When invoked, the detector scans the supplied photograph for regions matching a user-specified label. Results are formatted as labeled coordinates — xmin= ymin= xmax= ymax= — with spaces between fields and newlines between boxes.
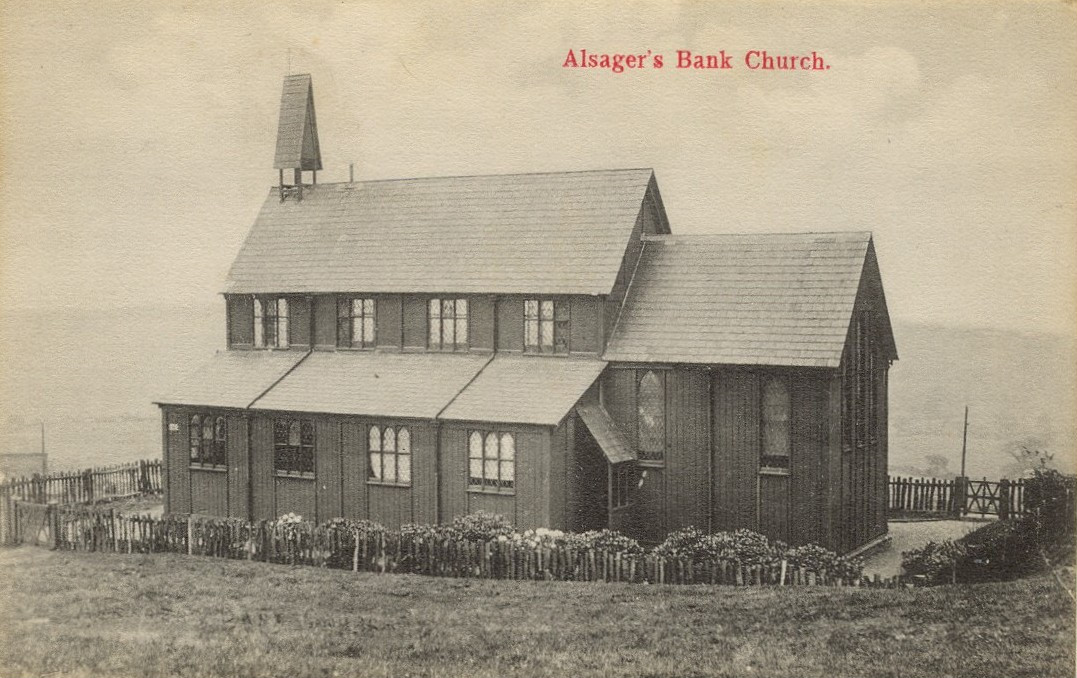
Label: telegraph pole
xmin=960 ymin=406 xmax=969 ymax=478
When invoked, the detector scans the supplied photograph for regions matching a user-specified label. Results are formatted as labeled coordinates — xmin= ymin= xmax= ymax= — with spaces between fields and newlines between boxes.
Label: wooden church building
xmin=158 ymin=75 xmax=898 ymax=554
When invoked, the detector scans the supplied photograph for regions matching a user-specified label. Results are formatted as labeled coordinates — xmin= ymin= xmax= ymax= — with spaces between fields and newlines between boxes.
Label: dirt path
xmin=862 ymin=520 xmax=986 ymax=577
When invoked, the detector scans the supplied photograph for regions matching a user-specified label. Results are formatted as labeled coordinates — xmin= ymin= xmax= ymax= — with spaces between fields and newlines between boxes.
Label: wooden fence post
xmin=998 ymin=479 xmax=1011 ymax=520
xmin=952 ymin=476 xmax=967 ymax=517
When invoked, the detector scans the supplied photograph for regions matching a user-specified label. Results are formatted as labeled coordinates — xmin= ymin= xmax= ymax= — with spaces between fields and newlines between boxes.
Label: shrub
xmin=1023 ymin=468 xmax=1076 ymax=547
xmin=652 ymin=527 xmax=710 ymax=559
xmin=565 ymin=529 xmax=644 ymax=556
xmin=786 ymin=544 xmax=839 ymax=573
xmin=901 ymin=539 xmax=967 ymax=585
xmin=653 ymin=528 xmax=784 ymax=567
xmin=450 ymin=511 xmax=515 ymax=542
xmin=956 ymin=519 xmax=1041 ymax=582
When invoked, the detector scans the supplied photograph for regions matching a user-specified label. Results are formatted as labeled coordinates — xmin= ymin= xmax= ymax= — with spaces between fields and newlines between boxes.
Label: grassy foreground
xmin=0 ymin=547 xmax=1073 ymax=678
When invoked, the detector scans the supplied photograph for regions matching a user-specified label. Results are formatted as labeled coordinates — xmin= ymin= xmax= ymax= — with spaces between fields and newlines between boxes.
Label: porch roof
xmin=574 ymin=401 xmax=637 ymax=465
xmin=439 ymin=356 xmax=606 ymax=426
xmin=247 ymin=351 xmax=490 ymax=419
xmin=155 ymin=350 xmax=307 ymax=409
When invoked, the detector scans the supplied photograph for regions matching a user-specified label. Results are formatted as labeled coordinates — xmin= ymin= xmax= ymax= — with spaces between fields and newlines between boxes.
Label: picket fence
xmin=12 ymin=501 xmax=911 ymax=589
xmin=887 ymin=475 xmax=1026 ymax=518
xmin=0 ymin=459 xmax=162 ymax=544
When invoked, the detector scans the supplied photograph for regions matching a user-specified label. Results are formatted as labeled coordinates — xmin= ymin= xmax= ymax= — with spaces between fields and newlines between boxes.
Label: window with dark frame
xmin=189 ymin=414 xmax=227 ymax=467
xmin=367 ymin=425 xmax=411 ymax=485
xmin=637 ymin=370 xmax=665 ymax=460
xmin=611 ymin=464 xmax=636 ymax=509
xmin=468 ymin=430 xmax=515 ymax=491
xmin=524 ymin=299 xmax=570 ymax=353
xmin=273 ymin=419 xmax=314 ymax=475
xmin=254 ymin=296 xmax=290 ymax=349
xmin=428 ymin=298 xmax=468 ymax=351
xmin=761 ymin=376 xmax=791 ymax=468
xmin=337 ymin=297 xmax=376 ymax=348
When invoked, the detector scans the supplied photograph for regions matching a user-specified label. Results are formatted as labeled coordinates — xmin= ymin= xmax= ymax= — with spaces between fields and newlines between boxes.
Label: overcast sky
xmin=1 ymin=0 xmax=1074 ymax=335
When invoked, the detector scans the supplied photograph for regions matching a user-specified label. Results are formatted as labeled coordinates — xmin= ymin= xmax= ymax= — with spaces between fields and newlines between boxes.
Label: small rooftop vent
xmin=274 ymin=74 xmax=322 ymax=201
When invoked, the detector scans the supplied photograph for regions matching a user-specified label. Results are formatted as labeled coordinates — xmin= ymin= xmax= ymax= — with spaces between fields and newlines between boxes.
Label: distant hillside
xmin=1 ymin=306 xmax=1073 ymax=478
xmin=888 ymin=321 xmax=1076 ymax=479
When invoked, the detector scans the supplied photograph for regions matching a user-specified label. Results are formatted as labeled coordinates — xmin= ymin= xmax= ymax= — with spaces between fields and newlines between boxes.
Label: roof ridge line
xmin=434 ymin=353 xmax=497 ymax=421
xmin=246 ymin=349 xmax=313 ymax=410
xmin=643 ymin=231 xmax=873 ymax=241
xmin=267 ymin=167 xmax=655 ymax=190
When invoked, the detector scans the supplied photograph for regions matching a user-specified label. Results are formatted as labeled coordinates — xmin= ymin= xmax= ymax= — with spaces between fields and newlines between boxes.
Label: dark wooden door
xmin=757 ymin=472 xmax=790 ymax=543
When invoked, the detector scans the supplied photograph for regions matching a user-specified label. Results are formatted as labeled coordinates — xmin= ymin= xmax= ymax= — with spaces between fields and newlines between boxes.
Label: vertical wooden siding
xmin=275 ymin=476 xmax=316 ymax=519
xmin=757 ymin=474 xmax=789 ymax=543
xmin=227 ymin=416 xmax=250 ymax=519
xmin=402 ymin=296 xmax=427 ymax=349
xmin=165 ymin=408 xmax=191 ymax=514
xmin=548 ymin=418 xmax=569 ymax=531
xmin=569 ymin=296 xmax=602 ymax=355
xmin=313 ymin=295 xmax=336 ymax=349
xmin=340 ymin=420 xmax=367 ymax=520
xmin=470 ymin=295 xmax=495 ymax=351
xmin=789 ymin=374 xmax=828 ymax=546
xmin=250 ymin=416 xmax=276 ymax=520
xmin=495 ymin=296 xmax=523 ymax=352
xmin=711 ymin=370 xmax=760 ymax=532
xmin=315 ymin=420 xmax=341 ymax=522
xmin=190 ymin=469 xmax=228 ymax=516
xmin=664 ymin=368 xmax=709 ymax=532
xmin=376 ymin=295 xmax=403 ymax=350
xmin=226 ymin=295 xmax=254 ymax=348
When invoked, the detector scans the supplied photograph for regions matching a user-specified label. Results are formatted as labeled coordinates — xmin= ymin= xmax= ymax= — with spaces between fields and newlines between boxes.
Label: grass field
xmin=0 ymin=547 xmax=1072 ymax=678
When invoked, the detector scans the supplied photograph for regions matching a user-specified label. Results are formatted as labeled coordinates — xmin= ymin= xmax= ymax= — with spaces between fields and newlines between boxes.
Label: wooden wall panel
xmin=632 ymin=467 xmax=664 ymax=544
xmin=227 ymin=416 xmax=249 ymax=519
xmin=227 ymin=295 xmax=253 ymax=348
xmin=289 ymin=296 xmax=311 ymax=348
xmin=411 ymin=423 xmax=438 ymax=524
xmin=439 ymin=427 xmax=469 ymax=523
xmin=313 ymin=295 xmax=337 ymax=349
xmin=250 ymin=416 xmax=276 ymax=520
xmin=569 ymin=296 xmax=602 ymax=355
xmin=470 ymin=295 xmax=495 ymax=352
xmin=824 ymin=376 xmax=843 ymax=552
xmin=665 ymin=369 xmax=709 ymax=532
xmin=496 ymin=296 xmax=523 ymax=352
xmin=758 ymin=474 xmax=789 ymax=543
xmin=789 ymin=374 xmax=827 ymax=546
xmin=368 ymin=486 xmax=412 ymax=528
xmin=402 ymin=295 xmax=427 ymax=349
xmin=512 ymin=430 xmax=547 ymax=529
xmin=548 ymin=418 xmax=568 ymax=531
xmin=711 ymin=370 xmax=759 ymax=532
xmin=340 ymin=420 xmax=367 ymax=521
xmin=190 ymin=469 xmax=228 ymax=516
xmin=165 ymin=408 xmax=191 ymax=514
xmin=315 ymin=420 xmax=342 ymax=522
xmin=602 ymin=368 xmax=637 ymax=440
xmin=275 ymin=477 xmax=316 ymax=519
xmin=376 ymin=295 xmax=403 ymax=349
xmin=875 ymin=368 xmax=889 ymax=538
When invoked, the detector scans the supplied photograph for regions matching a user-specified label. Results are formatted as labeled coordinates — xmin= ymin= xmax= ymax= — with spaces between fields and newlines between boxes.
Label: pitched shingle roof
xmin=225 ymin=169 xmax=656 ymax=295
xmin=249 ymin=352 xmax=489 ymax=419
xmin=274 ymin=74 xmax=321 ymax=171
xmin=439 ymin=356 xmax=605 ymax=426
xmin=156 ymin=351 xmax=307 ymax=409
xmin=603 ymin=232 xmax=877 ymax=368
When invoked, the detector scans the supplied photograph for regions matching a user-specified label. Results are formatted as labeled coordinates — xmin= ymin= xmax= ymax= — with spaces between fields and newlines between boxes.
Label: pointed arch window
xmin=368 ymin=425 xmax=411 ymax=485
xmin=761 ymin=377 xmax=791 ymax=468
xmin=637 ymin=370 xmax=665 ymax=460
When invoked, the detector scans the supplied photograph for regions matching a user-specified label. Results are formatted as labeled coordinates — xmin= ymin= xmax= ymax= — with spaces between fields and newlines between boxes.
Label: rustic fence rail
xmin=887 ymin=475 xmax=1026 ymax=518
xmin=10 ymin=501 xmax=911 ymax=589
xmin=0 ymin=459 xmax=162 ymax=544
